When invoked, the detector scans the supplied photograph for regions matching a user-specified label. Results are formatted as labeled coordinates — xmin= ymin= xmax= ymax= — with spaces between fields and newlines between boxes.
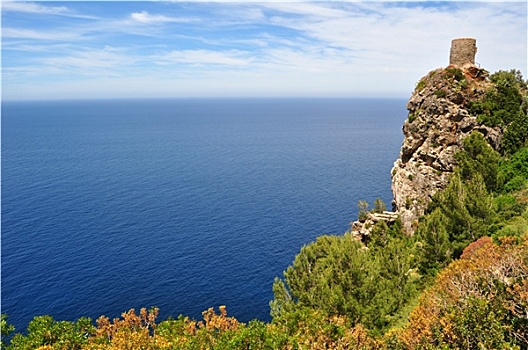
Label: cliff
xmin=391 ymin=65 xmax=501 ymax=234
xmin=351 ymin=38 xmax=502 ymax=239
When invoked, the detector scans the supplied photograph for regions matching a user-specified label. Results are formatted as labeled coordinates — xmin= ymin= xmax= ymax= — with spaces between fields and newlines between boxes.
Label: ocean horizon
xmin=2 ymin=97 xmax=407 ymax=331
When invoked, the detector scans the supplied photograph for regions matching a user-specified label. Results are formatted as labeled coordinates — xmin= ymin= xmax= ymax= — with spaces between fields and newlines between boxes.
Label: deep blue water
xmin=2 ymin=98 xmax=406 ymax=331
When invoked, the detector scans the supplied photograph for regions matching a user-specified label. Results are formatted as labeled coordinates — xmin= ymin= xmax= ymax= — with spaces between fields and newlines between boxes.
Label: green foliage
xmin=407 ymin=112 xmax=417 ymax=123
xmin=490 ymin=68 xmax=527 ymax=89
xmin=357 ymin=200 xmax=369 ymax=221
xmin=415 ymin=79 xmax=426 ymax=92
xmin=492 ymin=210 xmax=528 ymax=242
xmin=455 ymin=131 xmax=501 ymax=192
xmin=1 ymin=314 xmax=15 ymax=348
xmin=269 ymin=278 xmax=292 ymax=319
xmin=441 ymin=296 xmax=509 ymax=349
xmin=392 ymin=235 xmax=528 ymax=349
xmin=427 ymin=171 xmax=494 ymax=258
xmin=445 ymin=67 xmax=465 ymax=82
xmin=271 ymin=231 xmax=420 ymax=333
xmin=468 ymin=69 xmax=528 ymax=155
xmin=498 ymin=147 xmax=528 ymax=192
xmin=418 ymin=131 xmax=518 ymax=266
xmin=373 ymin=197 xmax=387 ymax=213
xmin=7 ymin=315 xmax=93 ymax=350
xmin=491 ymin=194 xmax=527 ymax=230
xmin=502 ymin=97 xmax=528 ymax=156
xmin=434 ymin=89 xmax=447 ymax=98
xmin=416 ymin=208 xmax=451 ymax=275
xmin=267 ymin=307 xmax=379 ymax=349
xmin=470 ymin=70 xmax=524 ymax=127
xmin=274 ymin=235 xmax=367 ymax=320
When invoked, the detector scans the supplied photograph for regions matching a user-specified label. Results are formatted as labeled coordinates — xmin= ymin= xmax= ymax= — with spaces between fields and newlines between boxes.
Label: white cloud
xmin=43 ymin=47 xmax=132 ymax=70
xmin=263 ymin=2 xmax=349 ymax=19
xmin=254 ymin=2 xmax=526 ymax=74
xmin=2 ymin=2 xmax=71 ymax=15
xmin=129 ymin=11 xmax=194 ymax=24
xmin=2 ymin=27 xmax=82 ymax=41
xmin=159 ymin=49 xmax=252 ymax=66
xmin=1 ymin=1 xmax=98 ymax=19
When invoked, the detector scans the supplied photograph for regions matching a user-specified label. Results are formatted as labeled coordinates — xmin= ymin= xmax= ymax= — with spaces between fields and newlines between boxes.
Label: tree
xmin=498 ymin=147 xmax=528 ymax=193
xmin=456 ymin=131 xmax=501 ymax=192
xmin=469 ymin=69 xmax=528 ymax=155
xmin=1 ymin=314 xmax=15 ymax=348
xmin=357 ymin=200 xmax=369 ymax=221
xmin=373 ymin=198 xmax=387 ymax=213
xmin=271 ymin=233 xmax=420 ymax=333
xmin=7 ymin=315 xmax=93 ymax=350
xmin=416 ymin=208 xmax=451 ymax=275
xmin=428 ymin=171 xmax=494 ymax=258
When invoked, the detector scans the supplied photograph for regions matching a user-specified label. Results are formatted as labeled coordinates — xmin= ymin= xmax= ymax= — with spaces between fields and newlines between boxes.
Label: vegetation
xmin=387 ymin=235 xmax=528 ymax=349
xmin=270 ymin=226 xmax=419 ymax=334
xmin=468 ymin=69 xmax=528 ymax=155
xmin=3 ymin=69 xmax=528 ymax=349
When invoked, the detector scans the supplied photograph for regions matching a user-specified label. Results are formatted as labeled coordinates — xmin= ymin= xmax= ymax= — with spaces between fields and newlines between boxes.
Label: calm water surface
xmin=2 ymin=98 xmax=406 ymax=330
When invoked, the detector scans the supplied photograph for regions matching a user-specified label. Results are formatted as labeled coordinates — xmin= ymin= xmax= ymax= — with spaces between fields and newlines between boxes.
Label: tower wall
xmin=449 ymin=38 xmax=477 ymax=67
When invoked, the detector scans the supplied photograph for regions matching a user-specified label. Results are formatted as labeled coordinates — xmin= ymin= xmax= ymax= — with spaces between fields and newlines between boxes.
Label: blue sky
xmin=2 ymin=1 xmax=527 ymax=100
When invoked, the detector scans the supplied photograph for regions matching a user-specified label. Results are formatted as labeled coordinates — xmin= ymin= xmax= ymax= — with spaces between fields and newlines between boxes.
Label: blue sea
xmin=2 ymin=98 xmax=406 ymax=331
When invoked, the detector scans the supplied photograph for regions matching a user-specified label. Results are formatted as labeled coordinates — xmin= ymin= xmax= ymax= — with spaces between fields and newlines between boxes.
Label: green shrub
xmin=468 ymin=70 xmax=527 ymax=155
xmin=445 ymin=67 xmax=465 ymax=82
xmin=415 ymin=80 xmax=426 ymax=92
xmin=271 ymin=232 xmax=420 ymax=333
xmin=434 ymin=89 xmax=447 ymax=98
xmin=498 ymin=147 xmax=528 ymax=192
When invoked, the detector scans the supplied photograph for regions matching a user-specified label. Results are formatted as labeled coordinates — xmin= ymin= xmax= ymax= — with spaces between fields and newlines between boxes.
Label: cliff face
xmin=391 ymin=65 xmax=501 ymax=234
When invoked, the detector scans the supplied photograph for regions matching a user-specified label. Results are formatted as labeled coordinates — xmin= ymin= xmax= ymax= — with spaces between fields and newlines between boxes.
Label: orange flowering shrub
xmin=85 ymin=307 xmax=164 ymax=350
xmin=391 ymin=235 xmax=528 ymax=349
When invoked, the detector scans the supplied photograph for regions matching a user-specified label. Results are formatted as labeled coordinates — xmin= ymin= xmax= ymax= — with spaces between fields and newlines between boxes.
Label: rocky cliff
xmin=391 ymin=65 xmax=501 ymax=234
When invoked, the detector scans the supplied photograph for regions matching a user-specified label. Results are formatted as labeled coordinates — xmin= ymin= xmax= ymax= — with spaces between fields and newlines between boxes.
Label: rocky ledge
xmin=351 ymin=211 xmax=399 ymax=243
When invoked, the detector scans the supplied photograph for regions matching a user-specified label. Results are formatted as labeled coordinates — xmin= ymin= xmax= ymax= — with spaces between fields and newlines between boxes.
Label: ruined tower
xmin=449 ymin=38 xmax=477 ymax=67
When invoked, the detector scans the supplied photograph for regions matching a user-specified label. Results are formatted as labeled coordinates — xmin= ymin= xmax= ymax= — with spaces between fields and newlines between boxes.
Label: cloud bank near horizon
xmin=2 ymin=1 xmax=526 ymax=100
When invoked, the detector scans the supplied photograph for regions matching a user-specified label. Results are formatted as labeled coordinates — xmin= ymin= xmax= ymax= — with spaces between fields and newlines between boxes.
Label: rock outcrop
xmin=391 ymin=65 xmax=500 ymax=234
xmin=351 ymin=211 xmax=399 ymax=243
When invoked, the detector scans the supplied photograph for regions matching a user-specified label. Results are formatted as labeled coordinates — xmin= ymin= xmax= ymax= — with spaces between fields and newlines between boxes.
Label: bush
xmin=445 ymin=67 xmax=465 ymax=82
xmin=390 ymin=235 xmax=528 ymax=349
xmin=7 ymin=316 xmax=93 ymax=350
xmin=271 ymin=232 xmax=420 ymax=333
xmin=469 ymin=70 xmax=527 ymax=155
xmin=455 ymin=131 xmax=501 ymax=192
xmin=434 ymin=89 xmax=447 ymax=98
xmin=498 ymin=147 xmax=528 ymax=192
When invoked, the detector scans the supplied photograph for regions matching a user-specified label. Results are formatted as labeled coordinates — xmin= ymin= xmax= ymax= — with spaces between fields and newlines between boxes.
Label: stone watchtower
xmin=449 ymin=38 xmax=477 ymax=67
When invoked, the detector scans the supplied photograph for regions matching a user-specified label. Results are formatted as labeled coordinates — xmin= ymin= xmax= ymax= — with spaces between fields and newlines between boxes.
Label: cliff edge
xmin=391 ymin=38 xmax=503 ymax=234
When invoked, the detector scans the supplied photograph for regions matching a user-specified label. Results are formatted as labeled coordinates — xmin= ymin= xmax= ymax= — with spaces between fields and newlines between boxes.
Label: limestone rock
xmin=391 ymin=65 xmax=498 ymax=234
xmin=351 ymin=211 xmax=399 ymax=242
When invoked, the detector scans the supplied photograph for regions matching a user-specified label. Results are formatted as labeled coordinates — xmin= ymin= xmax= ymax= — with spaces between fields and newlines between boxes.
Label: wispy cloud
xmin=2 ymin=1 xmax=99 ymax=19
xmin=43 ymin=47 xmax=134 ymax=71
xmin=263 ymin=2 xmax=350 ymax=19
xmin=129 ymin=11 xmax=196 ymax=24
xmin=158 ymin=49 xmax=252 ymax=66
xmin=2 ymin=27 xmax=83 ymax=41
xmin=2 ymin=2 xmax=72 ymax=15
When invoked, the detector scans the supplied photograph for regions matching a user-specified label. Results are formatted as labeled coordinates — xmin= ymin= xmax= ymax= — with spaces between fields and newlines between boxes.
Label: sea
xmin=1 ymin=98 xmax=406 ymax=331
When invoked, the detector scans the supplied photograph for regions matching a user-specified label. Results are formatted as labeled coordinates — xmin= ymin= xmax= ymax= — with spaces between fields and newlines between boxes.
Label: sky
xmin=2 ymin=1 xmax=527 ymax=100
